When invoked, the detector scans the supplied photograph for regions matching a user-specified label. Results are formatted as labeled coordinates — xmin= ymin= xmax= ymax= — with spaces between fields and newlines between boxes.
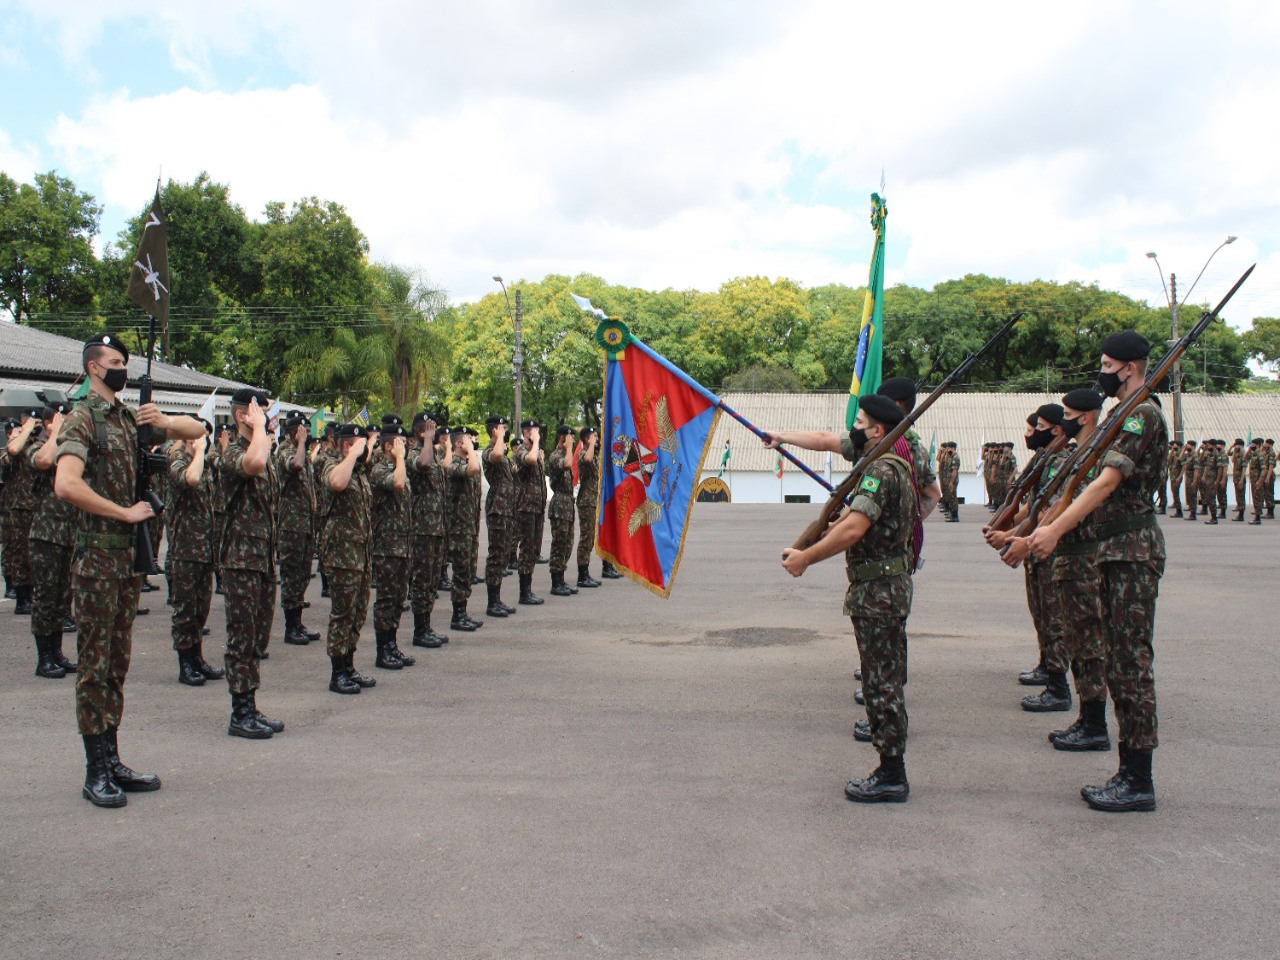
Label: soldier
xmin=28 ymin=404 xmax=78 ymax=678
xmin=781 ymin=394 xmax=920 ymax=803
xmin=1198 ymin=438 xmax=1221 ymax=524
xmin=0 ymin=419 xmax=16 ymax=599
xmin=1028 ymin=331 xmax=1167 ymax=812
xmin=1214 ymin=440 xmax=1228 ymax=520
xmin=1229 ymin=438 xmax=1247 ymax=521
xmin=481 ymin=415 xmax=519 ymax=618
xmin=447 ymin=427 xmax=484 ymax=630
xmin=1182 ymin=440 xmax=1200 ymax=520
xmin=1264 ymin=439 xmax=1276 ymax=519
xmin=167 ymin=417 xmax=223 ymax=687
xmin=370 ymin=415 xmax=415 ymax=668
xmin=54 ymin=332 xmax=205 ymax=807
xmin=1166 ymin=440 xmax=1183 ymax=518
xmin=219 ymin=389 xmax=283 ymax=739
xmin=575 ymin=426 xmax=603 ymax=586
xmin=1245 ymin=439 xmax=1264 ymax=524
xmin=313 ymin=423 xmax=337 ymax=598
xmin=937 ymin=441 xmax=960 ymax=521
xmin=514 ymin=419 xmax=547 ymax=605
xmin=407 ymin=414 xmax=449 ymax=647
xmin=277 ymin=412 xmax=322 ymax=646
xmin=322 ymin=423 xmax=377 ymax=694
xmin=546 ymin=425 xmax=579 ymax=597
xmin=210 ymin=423 xmax=232 ymax=596
xmin=6 ymin=408 xmax=42 ymax=616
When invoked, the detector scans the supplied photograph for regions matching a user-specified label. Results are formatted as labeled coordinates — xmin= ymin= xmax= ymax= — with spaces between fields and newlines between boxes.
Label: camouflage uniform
xmin=167 ymin=443 xmax=216 ymax=652
xmin=1229 ymin=443 xmax=1246 ymax=515
xmin=7 ymin=428 xmax=40 ymax=596
xmin=843 ymin=454 xmax=919 ymax=759
xmin=1166 ymin=445 xmax=1183 ymax=515
xmin=1048 ymin=457 xmax=1107 ymax=707
xmin=447 ymin=449 xmax=482 ymax=606
xmin=28 ymin=433 xmax=76 ymax=638
xmin=1264 ymin=443 xmax=1277 ymax=515
xmin=220 ymin=433 xmax=279 ymax=691
xmin=1246 ymin=445 xmax=1264 ymax=521
xmin=1184 ymin=446 xmax=1202 ymax=516
xmin=208 ymin=440 xmax=227 ymax=588
xmin=371 ymin=448 xmax=410 ymax=633
xmin=407 ymin=437 xmax=447 ymax=630
xmin=482 ymin=438 xmax=517 ymax=590
xmin=1196 ymin=443 xmax=1220 ymax=520
xmin=546 ymin=445 xmax=576 ymax=578
xmin=1093 ymin=401 xmax=1168 ymax=752
xmin=54 ymin=394 xmax=143 ymax=736
xmin=320 ymin=453 xmax=372 ymax=658
xmin=0 ymin=446 xmax=14 ymax=589
xmin=575 ymin=443 xmax=601 ymax=568
xmin=514 ymin=440 xmax=547 ymax=576
xmin=937 ymin=448 xmax=959 ymax=518
xmin=276 ymin=437 xmax=316 ymax=614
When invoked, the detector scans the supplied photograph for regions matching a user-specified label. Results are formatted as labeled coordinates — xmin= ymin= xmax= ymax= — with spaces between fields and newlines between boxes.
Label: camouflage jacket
xmin=219 ymin=433 xmax=279 ymax=574
xmin=313 ymin=446 xmax=337 ymax=525
xmin=447 ymin=453 xmax=481 ymax=539
xmin=1094 ymin=399 xmax=1168 ymax=565
xmin=843 ymin=454 xmax=918 ymax=619
xmin=513 ymin=441 xmax=547 ymax=514
xmin=27 ymin=436 xmax=76 ymax=547
xmin=8 ymin=430 xmax=41 ymax=511
xmin=370 ymin=453 xmax=410 ymax=558
xmin=167 ymin=444 xmax=216 ymax=564
xmin=407 ymin=441 xmax=448 ymax=538
xmin=54 ymin=393 xmax=139 ymax=580
xmin=547 ymin=447 xmax=575 ymax=521
xmin=576 ymin=445 xmax=600 ymax=508
xmin=321 ymin=455 xmax=372 ymax=571
xmin=482 ymin=442 xmax=517 ymax=517
xmin=275 ymin=439 xmax=316 ymax=535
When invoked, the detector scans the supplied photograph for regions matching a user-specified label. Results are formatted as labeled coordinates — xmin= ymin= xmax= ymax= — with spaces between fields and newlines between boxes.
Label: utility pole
xmin=513 ymin=289 xmax=524 ymax=428
xmin=1170 ymin=273 xmax=1183 ymax=444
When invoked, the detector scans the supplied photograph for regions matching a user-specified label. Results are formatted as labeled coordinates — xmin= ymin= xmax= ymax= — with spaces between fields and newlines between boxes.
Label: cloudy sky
xmin=1 ymin=0 xmax=1276 ymax=326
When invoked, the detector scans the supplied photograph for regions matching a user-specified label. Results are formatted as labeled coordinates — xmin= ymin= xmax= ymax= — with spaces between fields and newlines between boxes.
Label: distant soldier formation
xmin=7 ymin=333 xmax=624 ymax=808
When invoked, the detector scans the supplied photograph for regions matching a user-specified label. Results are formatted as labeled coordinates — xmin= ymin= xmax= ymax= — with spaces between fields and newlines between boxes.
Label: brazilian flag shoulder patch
xmin=860 ymin=475 xmax=881 ymax=494
xmin=1122 ymin=416 xmax=1144 ymax=436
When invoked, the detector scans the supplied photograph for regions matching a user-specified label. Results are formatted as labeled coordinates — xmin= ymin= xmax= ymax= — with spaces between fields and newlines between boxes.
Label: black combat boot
xmin=1186 ymin=508 xmax=1197 ymax=520
xmin=1268 ymin=507 xmax=1276 ymax=520
xmin=81 ymin=733 xmax=126 ymax=808
xmin=518 ymin=573 xmax=544 ymax=605
xmin=229 ymin=691 xmax=275 ymax=737
xmin=1084 ymin=748 xmax=1155 ymax=812
xmin=577 ymin=565 xmax=601 ymax=588
xmin=411 ymin=610 xmax=443 ymax=648
xmin=249 ymin=689 xmax=284 ymax=733
xmin=62 ymin=615 xmax=77 ymax=633
xmin=3 ymin=577 xmax=12 ymax=599
xmin=34 ymin=634 xmax=66 ymax=679
xmin=1204 ymin=508 xmax=1218 ymax=524
xmin=600 ymin=561 xmax=622 ymax=580
xmin=854 ymin=686 xmax=864 ymax=705
xmin=388 ymin=633 xmax=414 ymax=666
xmin=374 ymin=630 xmax=403 ymax=669
xmin=329 ymin=654 xmax=360 ymax=695
xmin=1233 ymin=509 xmax=1245 ymax=521
xmin=1155 ymin=505 xmax=1165 ymax=515
xmin=450 ymin=602 xmax=482 ymax=631
xmin=193 ymin=640 xmax=224 ymax=679
xmin=177 ymin=648 xmax=206 ymax=686
xmin=1081 ymin=743 xmax=1128 ymax=799
xmin=486 ymin=584 xmax=511 ymax=618
xmin=1172 ymin=507 xmax=1183 ymax=518
xmin=549 ymin=572 xmax=573 ymax=597
xmin=1021 ymin=671 xmax=1072 ymax=712
xmin=1052 ymin=698 xmax=1110 ymax=751
xmin=345 ymin=652 xmax=377 ymax=688
xmin=844 ymin=753 xmax=909 ymax=803
xmin=51 ymin=630 xmax=76 ymax=672
xmin=319 ymin=570 xmax=329 ymax=598
xmin=853 ymin=719 xmax=872 ymax=742
xmin=214 ymin=570 xmax=224 ymax=595
xmin=283 ymin=608 xmax=311 ymax=645
xmin=14 ymin=584 xmax=32 ymax=615
xmin=103 ymin=726 xmax=161 ymax=791
xmin=1018 ymin=661 xmax=1050 ymax=686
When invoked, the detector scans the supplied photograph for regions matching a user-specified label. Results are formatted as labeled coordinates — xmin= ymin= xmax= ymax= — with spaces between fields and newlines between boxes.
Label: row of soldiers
xmin=1161 ymin=437 xmax=1276 ymax=523
xmin=979 ymin=442 xmax=1019 ymax=511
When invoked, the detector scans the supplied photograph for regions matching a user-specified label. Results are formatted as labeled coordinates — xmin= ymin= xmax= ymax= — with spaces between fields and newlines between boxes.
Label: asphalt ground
xmin=2 ymin=505 xmax=1278 ymax=959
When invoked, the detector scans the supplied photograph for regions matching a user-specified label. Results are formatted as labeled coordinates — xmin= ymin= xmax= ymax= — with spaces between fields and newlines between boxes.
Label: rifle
xmin=986 ymin=431 xmax=1070 ymax=533
xmin=133 ymin=317 xmax=167 ymax=575
xmin=1007 ymin=264 xmax=1254 ymax=544
xmin=792 ymin=311 xmax=1023 ymax=550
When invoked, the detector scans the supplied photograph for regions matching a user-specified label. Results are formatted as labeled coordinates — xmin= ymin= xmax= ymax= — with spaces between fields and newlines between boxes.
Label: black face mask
xmin=97 ymin=365 xmax=129 ymax=393
xmin=1061 ymin=417 xmax=1084 ymax=439
xmin=1097 ymin=369 xmax=1125 ymax=398
xmin=848 ymin=427 xmax=870 ymax=455
xmin=1026 ymin=428 xmax=1052 ymax=450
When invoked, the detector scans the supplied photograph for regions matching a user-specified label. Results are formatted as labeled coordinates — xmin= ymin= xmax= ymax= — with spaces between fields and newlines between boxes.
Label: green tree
xmin=282 ymin=326 xmax=387 ymax=420
xmin=1242 ymin=317 xmax=1280 ymax=374
xmin=364 ymin=263 xmax=450 ymax=414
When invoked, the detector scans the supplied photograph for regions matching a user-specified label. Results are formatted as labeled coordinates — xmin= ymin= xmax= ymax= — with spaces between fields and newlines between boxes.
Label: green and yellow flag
xmin=310 ymin=406 xmax=328 ymax=438
xmin=846 ymin=191 xmax=887 ymax=430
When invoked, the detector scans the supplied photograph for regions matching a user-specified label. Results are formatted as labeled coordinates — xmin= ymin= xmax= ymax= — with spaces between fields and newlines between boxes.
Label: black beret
xmin=1099 ymin=331 xmax=1151 ymax=362
xmin=1036 ymin=403 xmax=1064 ymax=426
xmin=335 ymin=424 xmax=367 ymax=439
xmin=556 ymin=424 xmax=574 ymax=436
xmin=579 ymin=426 xmax=597 ymax=440
xmin=43 ymin=403 xmax=70 ymax=419
xmin=1267 ymin=438 xmax=1275 ymax=444
xmin=1061 ymin=387 xmax=1104 ymax=412
xmin=520 ymin=418 xmax=538 ymax=430
xmin=1186 ymin=440 xmax=1197 ymax=446
xmin=1025 ymin=413 xmax=1039 ymax=428
xmin=858 ymin=393 xmax=905 ymax=428
xmin=21 ymin=408 xmax=40 ymax=420
xmin=380 ymin=414 xmax=402 ymax=428
xmin=83 ymin=332 xmax=129 ymax=363
xmin=411 ymin=411 xmax=432 ymax=427
xmin=485 ymin=415 xmax=508 ymax=428
xmin=282 ymin=411 xmax=307 ymax=427
xmin=462 ymin=426 xmax=478 ymax=438
xmin=322 ymin=423 xmax=336 ymax=438
xmin=230 ymin=388 xmax=269 ymax=406
xmin=379 ymin=424 xmax=405 ymax=439
xmin=1235 ymin=438 xmax=1244 ymax=445
xmin=877 ymin=376 xmax=917 ymax=408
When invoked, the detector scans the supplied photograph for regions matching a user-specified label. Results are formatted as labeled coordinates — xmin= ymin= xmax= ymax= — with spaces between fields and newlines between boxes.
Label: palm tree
xmin=283 ymin=325 xmax=387 ymax=420
xmin=367 ymin=263 xmax=449 ymax=413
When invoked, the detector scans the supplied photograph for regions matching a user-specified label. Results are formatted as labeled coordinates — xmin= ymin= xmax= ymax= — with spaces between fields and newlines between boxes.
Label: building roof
xmin=707 ymin=391 xmax=1280 ymax=476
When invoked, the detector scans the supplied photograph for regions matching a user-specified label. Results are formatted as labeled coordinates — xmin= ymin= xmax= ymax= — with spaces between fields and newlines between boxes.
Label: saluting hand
xmin=245 ymin=400 xmax=266 ymax=430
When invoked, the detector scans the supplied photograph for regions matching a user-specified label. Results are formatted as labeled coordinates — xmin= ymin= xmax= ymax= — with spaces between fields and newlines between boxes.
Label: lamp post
xmin=493 ymin=276 xmax=523 ymax=427
xmin=1145 ymin=236 xmax=1236 ymax=444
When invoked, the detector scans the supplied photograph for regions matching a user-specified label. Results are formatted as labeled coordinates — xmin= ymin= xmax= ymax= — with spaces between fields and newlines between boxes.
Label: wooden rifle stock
xmin=987 ymin=433 xmax=1068 ymax=533
xmin=791 ymin=310 xmax=1024 ymax=551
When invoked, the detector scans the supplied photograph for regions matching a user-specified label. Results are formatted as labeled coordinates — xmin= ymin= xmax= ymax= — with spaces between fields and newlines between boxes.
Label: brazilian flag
xmin=847 ymin=192 xmax=887 ymax=430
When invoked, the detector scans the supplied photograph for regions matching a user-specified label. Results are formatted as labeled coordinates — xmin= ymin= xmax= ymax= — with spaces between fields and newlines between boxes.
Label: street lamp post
xmin=493 ymin=276 xmax=524 ymax=427
xmin=1145 ymin=236 xmax=1236 ymax=444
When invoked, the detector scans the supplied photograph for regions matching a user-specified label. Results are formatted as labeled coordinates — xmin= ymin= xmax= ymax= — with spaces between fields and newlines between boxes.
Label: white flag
xmin=197 ymin=389 xmax=217 ymax=426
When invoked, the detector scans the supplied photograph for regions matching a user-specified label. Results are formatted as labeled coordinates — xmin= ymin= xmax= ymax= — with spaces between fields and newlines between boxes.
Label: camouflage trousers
xmin=485 ymin=512 xmax=515 ymax=589
xmin=1156 ymin=478 xmax=1167 ymax=511
xmin=410 ymin=534 xmax=444 ymax=616
xmin=1100 ymin=557 xmax=1163 ymax=751
xmin=548 ymin=501 xmax=575 ymax=575
xmin=326 ymin=564 xmax=370 ymax=657
xmin=448 ymin=526 xmax=478 ymax=605
xmin=0 ymin=515 xmax=10 ymax=582
xmin=1053 ymin=556 xmax=1107 ymax=703
xmin=1185 ymin=481 xmax=1198 ymax=514
xmin=8 ymin=509 xmax=32 ymax=586
xmin=169 ymin=558 xmax=213 ymax=651
xmin=1267 ymin=478 xmax=1276 ymax=512
xmin=1024 ymin=556 xmax=1067 ymax=674
xmin=1168 ymin=475 xmax=1182 ymax=512
xmin=29 ymin=538 xmax=73 ymax=636
xmin=73 ymin=573 xmax=141 ymax=735
xmin=1233 ymin=476 xmax=1246 ymax=512
xmin=575 ymin=495 xmax=598 ymax=568
xmin=1198 ymin=480 xmax=1217 ymax=517
xmin=222 ymin=568 xmax=275 ymax=694
xmin=852 ymin=615 xmax=909 ymax=758
xmin=1250 ymin=475 xmax=1264 ymax=519
xmin=278 ymin=528 xmax=314 ymax=612
xmin=516 ymin=511 xmax=545 ymax=576
xmin=373 ymin=553 xmax=408 ymax=633
xmin=213 ymin=512 xmax=226 ymax=576
xmin=941 ymin=480 xmax=959 ymax=516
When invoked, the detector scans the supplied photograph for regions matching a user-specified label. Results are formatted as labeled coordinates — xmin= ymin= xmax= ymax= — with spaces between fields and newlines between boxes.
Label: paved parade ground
xmin=3 ymin=505 xmax=1278 ymax=959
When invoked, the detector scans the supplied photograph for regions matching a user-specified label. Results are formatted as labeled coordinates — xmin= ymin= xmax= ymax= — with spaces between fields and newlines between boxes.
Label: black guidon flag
xmin=125 ymin=187 xmax=169 ymax=323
